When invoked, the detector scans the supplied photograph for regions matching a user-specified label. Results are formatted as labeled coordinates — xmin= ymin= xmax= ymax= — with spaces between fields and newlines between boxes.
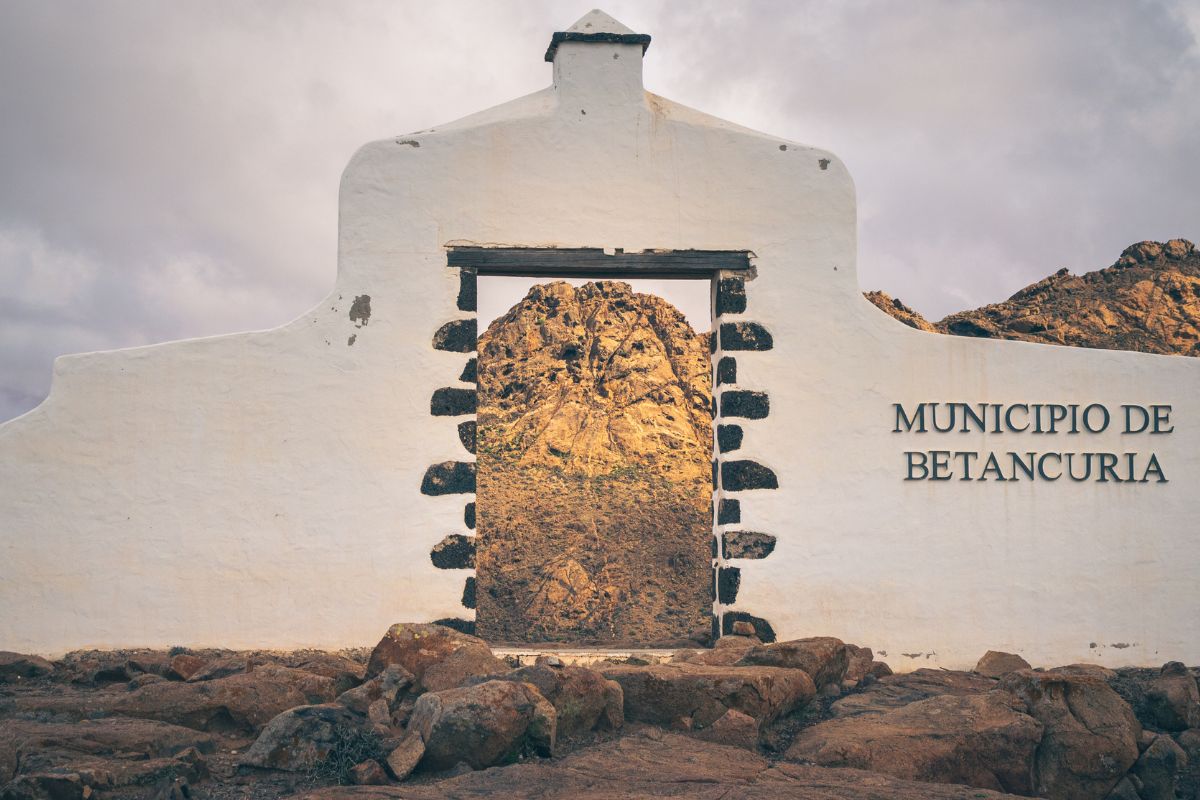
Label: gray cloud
xmin=1 ymin=0 xmax=1196 ymax=420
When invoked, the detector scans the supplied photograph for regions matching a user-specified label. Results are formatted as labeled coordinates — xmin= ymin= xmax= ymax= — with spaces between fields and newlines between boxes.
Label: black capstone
xmin=715 ymin=277 xmax=746 ymax=316
xmin=420 ymin=461 xmax=476 ymax=495
xmin=433 ymin=618 xmax=476 ymax=635
xmin=457 ymin=268 xmax=477 ymax=312
xmin=430 ymin=534 xmax=476 ymax=569
xmin=433 ymin=319 xmax=477 ymax=352
xmin=717 ymin=498 xmax=741 ymax=525
xmin=431 ymin=387 xmax=477 ymax=416
xmin=717 ymin=424 xmax=743 ymax=452
xmin=464 ymin=502 xmax=476 ymax=529
xmin=716 ymin=357 xmax=737 ymax=385
xmin=722 ymin=531 xmax=776 ymax=560
xmin=717 ymin=567 xmax=741 ymax=604
xmin=461 ymin=577 xmax=477 ymax=609
xmin=721 ymin=612 xmax=776 ymax=642
xmin=720 ymin=391 xmax=769 ymax=419
xmin=458 ymin=420 xmax=476 ymax=454
xmin=722 ymin=460 xmax=778 ymax=491
xmin=720 ymin=322 xmax=773 ymax=351
xmin=459 ymin=358 xmax=477 ymax=383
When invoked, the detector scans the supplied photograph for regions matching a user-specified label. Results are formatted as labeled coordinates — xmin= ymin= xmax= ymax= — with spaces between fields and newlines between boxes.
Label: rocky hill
xmin=474 ymin=281 xmax=712 ymax=646
xmin=867 ymin=239 xmax=1200 ymax=355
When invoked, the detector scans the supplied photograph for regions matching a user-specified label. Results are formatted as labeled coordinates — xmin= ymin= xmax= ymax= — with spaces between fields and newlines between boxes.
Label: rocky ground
xmin=3 ymin=625 xmax=1198 ymax=799
xmin=867 ymin=239 xmax=1200 ymax=355
xmin=475 ymin=281 xmax=712 ymax=645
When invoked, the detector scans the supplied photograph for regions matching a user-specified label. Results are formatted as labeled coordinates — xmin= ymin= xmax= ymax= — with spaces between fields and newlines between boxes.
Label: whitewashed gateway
xmin=1 ymin=11 xmax=1196 ymax=668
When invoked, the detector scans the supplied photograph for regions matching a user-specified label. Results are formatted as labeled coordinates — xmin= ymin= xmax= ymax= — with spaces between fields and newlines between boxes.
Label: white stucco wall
xmin=1 ymin=15 xmax=1196 ymax=668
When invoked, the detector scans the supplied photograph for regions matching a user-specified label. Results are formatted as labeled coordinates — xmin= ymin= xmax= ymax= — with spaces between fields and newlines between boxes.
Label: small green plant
xmin=308 ymin=727 xmax=386 ymax=785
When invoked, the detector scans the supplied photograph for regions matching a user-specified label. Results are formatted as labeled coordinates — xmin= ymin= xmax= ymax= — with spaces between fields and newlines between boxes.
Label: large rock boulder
xmin=785 ymin=690 xmax=1043 ymax=794
xmin=0 ymin=652 xmax=54 ymax=683
xmin=974 ymin=651 xmax=1032 ymax=678
xmin=1144 ymin=662 xmax=1200 ymax=732
xmin=831 ymin=668 xmax=997 ymax=718
xmin=1001 ymin=669 xmax=1141 ymax=800
xmin=240 ymin=703 xmax=368 ymax=771
xmin=480 ymin=660 xmax=622 ymax=738
xmin=365 ymin=623 xmax=506 ymax=692
xmin=844 ymin=645 xmax=891 ymax=683
xmin=671 ymin=635 xmax=758 ymax=667
xmin=1130 ymin=733 xmax=1188 ymax=800
xmin=407 ymin=680 xmax=556 ymax=771
xmin=600 ymin=662 xmax=815 ymax=732
xmin=737 ymin=637 xmax=850 ymax=689
xmin=337 ymin=664 xmax=414 ymax=717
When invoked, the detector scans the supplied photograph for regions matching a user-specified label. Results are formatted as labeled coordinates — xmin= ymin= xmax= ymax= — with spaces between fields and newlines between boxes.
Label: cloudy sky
xmin=0 ymin=1 xmax=1197 ymax=421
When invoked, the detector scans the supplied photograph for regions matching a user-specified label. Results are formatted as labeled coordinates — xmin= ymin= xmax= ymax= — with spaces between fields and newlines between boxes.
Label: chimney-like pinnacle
xmin=544 ymin=9 xmax=651 ymax=62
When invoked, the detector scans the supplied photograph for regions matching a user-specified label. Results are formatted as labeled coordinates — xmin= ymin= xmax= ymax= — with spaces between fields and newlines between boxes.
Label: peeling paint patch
xmin=350 ymin=295 xmax=371 ymax=328
xmin=901 ymin=652 xmax=922 ymax=659
xmin=1111 ymin=642 xmax=1133 ymax=649
xmin=779 ymin=144 xmax=787 ymax=151
xmin=395 ymin=138 xmax=420 ymax=147
xmin=818 ymin=158 xmax=830 ymax=170
xmin=347 ymin=334 xmax=356 ymax=346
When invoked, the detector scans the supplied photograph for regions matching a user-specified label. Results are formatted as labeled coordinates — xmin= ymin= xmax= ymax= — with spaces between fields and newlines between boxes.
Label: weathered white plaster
xmin=1 ymin=11 xmax=1196 ymax=667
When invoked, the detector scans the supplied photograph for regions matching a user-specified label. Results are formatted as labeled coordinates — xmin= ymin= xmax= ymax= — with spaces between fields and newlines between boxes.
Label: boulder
xmin=730 ymin=620 xmax=757 ymax=637
xmin=480 ymin=660 xmax=622 ymax=737
xmin=600 ymin=662 xmax=815 ymax=730
xmin=1001 ymin=669 xmax=1141 ymax=800
xmin=338 ymin=665 xmax=414 ymax=716
xmin=671 ymin=635 xmax=758 ymax=667
xmin=350 ymin=759 xmax=390 ymax=786
xmin=785 ymin=690 xmax=1043 ymax=794
xmin=689 ymin=707 xmax=759 ymax=750
xmin=166 ymin=654 xmax=207 ymax=681
xmin=831 ymin=668 xmax=996 ymax=718
xmin=407 ymin=680 xmax=556 ymax=771
xmin=1145 ymin=662 xmax=1200 ymax=732
xmin=240 ymin=703 xmax=367 ymax=771
xmin=0 ymin=652 xmax=54 ymax=683
xmin=291 ymin=654 xmax=367 ymax=694
xmin=365 ymin=623 xmax=506 ymax=692
xmin=1130 ymin=733 xmax=1187 ymax=800
xmin=1048 ymin=664 xmax=1117 ymax=681
xmin=384 ymin=734 xmax=425 ymax=781
xmin=844 ymin=645 xmax=876 ymax=682
xmin=974 ymin=651 xmax=1032 ymax=678
xmin=111 ymin=664 xmax=338 ymax=732
xmin=737 ymin=637 xmax=849 ymax=689
xmin=186 ymin=655 xmax=258 ymax=682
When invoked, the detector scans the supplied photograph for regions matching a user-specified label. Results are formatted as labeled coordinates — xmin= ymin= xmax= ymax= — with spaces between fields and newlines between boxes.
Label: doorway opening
xmin=474 ymin=273 xmax=712 ymax=646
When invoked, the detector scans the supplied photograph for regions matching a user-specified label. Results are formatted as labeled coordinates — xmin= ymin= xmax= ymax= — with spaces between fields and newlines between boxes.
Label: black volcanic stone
xmin=420 ymin=461 xmax=476 ymax=495
xmin=722 ymin=460 xmax=778 ymax=490
xmin=717 ymin=498 xmax=741 ymax=525
xmin=718 ymin=567 xmax=741 ymax=604
xmin=720 ymin=391 xmax=768 ymax=419
xmin=430 ymin=534 xmax=476 ymax=569
xmin=459 ymin=358 xmax=477 ymax=383
xmin=720 ymin=322 xmax=773 ymax=351
xmin=464 ymin=502 xmax=476 ymax=529
xmin=457 ymin=268 xmax=477 ymax=312
xmin=717 ymin=424 xmax=743 ymax=452
xmin=722 ymin=612 xmax=775 ymax=642
xmin=715 ymin=277 xmax=746 ymax=316
xmin=722 ymin=531 xmax=776 ymax=560
xmin=716 ymin=357 xmax=737 ymax=385
xmin=433 ymin=319 xmax=477 ymax=352
xmin=461 ymin=577 xmax=477 ymax=609
xmin=433 ymin=618 xmax=476 ymax=635
xmin=458 ymin=420 xmax=477 ymax=453
xmin=431 ymin=387 xmax=477 ymax=416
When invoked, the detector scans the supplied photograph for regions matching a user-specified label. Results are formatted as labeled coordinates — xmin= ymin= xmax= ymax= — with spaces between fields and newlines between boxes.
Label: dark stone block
xmin=712 ymin=459 xmax=718 ymax=488
xmin=720 ymin=321 xmax=773 ymax=351
xmin=464 ymin=502 xmax=476 ymax=529
xmin=459 ymin=358 xmax=477 ymax=383
xmin=722 ymin=460 xmax=778 ymax=490
xmin=715 ymin=277 xmax=746 ymax=316
xmin=711 ymin=615 xmax=720 ymax=642
xmin=720 ymin=390 xmax=768 ymax=419
xmin=433 ymin=618 xmax=476 ymax=636
xmin=458 ymin=420 xmax=476 ymax=454
xmin=717 ymin=498 xmax=740 ymax=525
xmin=461 ymin=577 xmax=476 ymax=609
xmin=709 ymin=567 xmax=717 ymax=601
xmin=420 ymin=461 xmax=476 ymax=495
xmin=722 ymin=612 xmax=776 ymax=643
xmin=431 ymin=387 xmax=477 ymax=416
xmin=718 ymin=567 xmax=741 ymax=604
xmin=717 ymin=424 xmax=743 ymax=452
xmin=430 ymin=534 xmax=476 ymax=569
xmin=711 ymin=536 xmax=719 ymax=559
xmin=708 ymin=331 xmax=716 ymax=352
xmin=433 ymin=319 xmax=477 ymax=352
xmin=716 ymin=356 xmax=736 ymax=385
xmin=457 ymin=268 xmax=477 ymax=312
xmin=722 ymin=531 xmax=776 ymax=560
